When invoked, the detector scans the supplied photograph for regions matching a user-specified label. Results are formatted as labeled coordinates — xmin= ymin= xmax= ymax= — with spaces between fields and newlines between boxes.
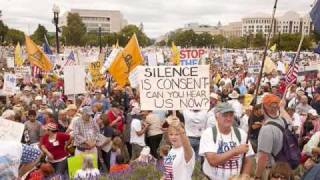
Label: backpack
xmin=265 ymin=118 xmax=300 ymax=169
xmin=212 ymin=125 xmax=241 ymax=143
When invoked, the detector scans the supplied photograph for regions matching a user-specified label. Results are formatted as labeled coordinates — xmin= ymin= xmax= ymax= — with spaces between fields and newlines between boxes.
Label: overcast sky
xmin=0 ymin=0 xmax=315 ymax=38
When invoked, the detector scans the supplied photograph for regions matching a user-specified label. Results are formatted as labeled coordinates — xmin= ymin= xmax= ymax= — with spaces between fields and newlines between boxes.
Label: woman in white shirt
xmin=163 ymin=122 xmax=195 ymax=180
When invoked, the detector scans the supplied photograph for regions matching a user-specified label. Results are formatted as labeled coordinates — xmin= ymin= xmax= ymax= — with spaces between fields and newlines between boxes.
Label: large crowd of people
xmin=0 ymin=45 xmax=320 ymax=180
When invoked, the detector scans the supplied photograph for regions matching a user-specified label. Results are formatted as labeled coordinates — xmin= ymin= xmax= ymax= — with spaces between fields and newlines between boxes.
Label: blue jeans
xmin=188 ymin=137 xmax=200 ymax=160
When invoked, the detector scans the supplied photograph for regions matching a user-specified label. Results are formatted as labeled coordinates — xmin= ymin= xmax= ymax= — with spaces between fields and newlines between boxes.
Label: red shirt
xmin=40 ymin=132 xmax=70 ymax=160
xmin=106 ymin=111 xmax=124 ymax=132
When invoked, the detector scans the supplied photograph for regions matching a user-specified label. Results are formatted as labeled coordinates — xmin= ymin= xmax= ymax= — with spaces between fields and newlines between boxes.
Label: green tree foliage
xmin=62 ymin=13 xmax=86 ymax=46
xmin=5 ymin=28 xmax=24 ymax=45
xmin=0 ymin=20 xmax=9 ymax=43
xmin=31 ymin=24 xmax=48 ymax=45
xmin=271 ymin=33 xmax=313 ymax=51
xmin=252 ymin=32 xmax=266 ymax=48
xmin=226 ymin=37 xmax=247 ymax=49
xmin=118 ymin=25 xmax=151 ymax=47
xmin=213 ymin=34 xmax=227 ymax=48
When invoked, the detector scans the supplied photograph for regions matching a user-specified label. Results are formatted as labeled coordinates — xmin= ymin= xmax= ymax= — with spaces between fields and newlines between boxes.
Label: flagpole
xmin=240 ymin=0 xmax=278 ymax=174
xmin=252 ymin=0 xmax=278 ymax=105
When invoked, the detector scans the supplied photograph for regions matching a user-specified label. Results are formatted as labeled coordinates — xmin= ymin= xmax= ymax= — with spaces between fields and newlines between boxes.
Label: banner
xmin=67 ymin=153 xmax=98 ymax=179
xmin=180 ymin=48 xmax=206 ymax=65
xmin=139 ymin=65 xmax=210 ymax=110
xmin=3 ymin=73 xmax=17 ymax=95
xmin=64 ymin=65 xmax=86 ymax=95
xmin=0 ymin=118 xmax=25 ymax=141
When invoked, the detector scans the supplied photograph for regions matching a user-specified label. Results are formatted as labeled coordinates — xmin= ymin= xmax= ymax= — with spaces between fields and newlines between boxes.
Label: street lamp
xmin=53 ymin=4 xmax=60 ymax=54
xmin=98 ymin=24 xmax=102 ymax=53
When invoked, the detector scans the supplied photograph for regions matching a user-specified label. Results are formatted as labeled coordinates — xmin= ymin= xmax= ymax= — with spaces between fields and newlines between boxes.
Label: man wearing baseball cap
xmin=73 ymin=106 xmax=101 ymax=156
xmin=199 ymin=102 xmax=254 ymax=180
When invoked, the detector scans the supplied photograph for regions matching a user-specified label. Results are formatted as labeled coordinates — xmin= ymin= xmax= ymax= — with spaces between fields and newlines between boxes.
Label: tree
xmin=62 ymin=13 xmax=86 ymax=46
xmin=118 ymin=25 xmax=151 ymax=47
xmin=271 ymin=33 xmax=313 ymax=51
xmin=213 ymin=35 xmax=227 ymax=48
xmin=196 ymin=33 xmax=214 ymax=47
xmin=252 ymin=32 xmax=266 ymax=48
xmin=5 ymin=28 xmax=24 ymax=45
xmin=227 ymin=37 xmax=247 ymax=49
xmin=31 ymin=24 xmax=48 ymax=45
xmin=0 ymin=21 xmax=9 ymax=43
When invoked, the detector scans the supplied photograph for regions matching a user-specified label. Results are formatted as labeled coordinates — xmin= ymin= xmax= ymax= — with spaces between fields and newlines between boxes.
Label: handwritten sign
xmin=89 ymin=61 xmax=106 ymax=87
xmin=139 ymin=65 xmax=210 ymax=110
xmin=15 ymin=66 xmax=31 ymax=79
xmin=3 ymin=73 xmax=17 ymax=95
xmin=0 ymin=118 xmax=25 ymax=142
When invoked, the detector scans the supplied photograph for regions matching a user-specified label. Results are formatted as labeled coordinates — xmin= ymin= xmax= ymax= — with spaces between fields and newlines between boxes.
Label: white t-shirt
xmin=130 ymin=118 xmax=146 ymax=146
xmin=74 ymin=168 xmax=100 ymax=180
xmin=199 ymin=127 xmax=254 ymax=180
xmin=207 ymin=108 xmax=217 ymax=128
xmin=163 ymin=146 xmax=195 ymax=180
xmin=183 ymin=110 xmax=208 ymax=137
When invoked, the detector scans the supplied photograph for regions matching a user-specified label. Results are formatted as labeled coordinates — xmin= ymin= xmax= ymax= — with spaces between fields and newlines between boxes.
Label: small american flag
xmin=32 ymin=65 xmax=42 ymax=78
xmin=64 ymin=50 xmax=76 ymax=66
xmin=285 ymin=55 xmax=299 ymax=85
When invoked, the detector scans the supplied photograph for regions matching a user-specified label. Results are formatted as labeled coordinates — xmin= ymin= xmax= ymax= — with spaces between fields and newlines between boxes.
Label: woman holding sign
xmin=162 ymin=122 xmax=195 ymax=180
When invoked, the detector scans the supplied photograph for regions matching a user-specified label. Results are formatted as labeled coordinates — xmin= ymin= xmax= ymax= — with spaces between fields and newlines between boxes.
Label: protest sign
xmin=156 ymin=51 xmax=165 ymax=64
xmin=3 ymin=73 xmax=17 ymax=95
xmin=0 ymin=118 xmax=25 ymax=142
xmin=6 ymin=57 xmax=14 ymax=68
xmin=147 ymin=51 xmax=158 ymax=66
xmin=129 ymin=66 xmax=142 ymax=88
xmin=15 ymin=66 xmax=31 ymax=78
xmin=68 ymin=153 xmax=98 ymax=179
xmin=180 ymin=48 xmax=206 ymax=65
xmin=89 ymin=61 xmax=106 ymax=87
xmin=64 ymin=65 xmax=86 ymax=95
xmin=139 ymin=65 xmax=210 ymax=110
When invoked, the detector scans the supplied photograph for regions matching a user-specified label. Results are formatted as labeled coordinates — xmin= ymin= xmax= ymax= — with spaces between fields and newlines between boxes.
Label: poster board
xmin=64 ymin=65 xmax=86 ymax=95
xmin=139 ymin=65 xmax=210 ymax=110
xmin=0 ymin=118 xmax=25 ymax=142
xmin=3 ymin=73 xmax=17 ymax=95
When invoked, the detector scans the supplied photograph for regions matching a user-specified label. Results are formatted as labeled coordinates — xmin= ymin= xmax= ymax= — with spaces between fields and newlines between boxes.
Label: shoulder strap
xmin=233 ymin=126 xmax=242 ymax=143
xmin=212 ymin=126 xmax=217 ymax=143
xmin=265 ymin=121 xmax=285 ymax=133
xmin=212 ymin=126 xmax=242 ymax=143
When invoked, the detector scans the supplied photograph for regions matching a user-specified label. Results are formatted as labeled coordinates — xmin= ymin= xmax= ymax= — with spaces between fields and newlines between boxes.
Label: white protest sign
xmin=129 ymin=66 xmax=142 ymax=88
xmin=139 ymin=65 xmax=210 ymax=110
xmin=147 ymin=51 xmax=158 ymax=66
xmin=180 ymin=48 xmax=206 ymax=65
xmin=156 ymin=51 xmax=165 ymax=64
xmin=3 ymin=73 xmax=17 ymax=95
xmin=15 ymin=66 xmax=31 ymax=79
xmin=64 ymin=65 xmax=86 ymax=95
xmin=6 ymin=57 xmax=14 ymax=68
xmin=0 ymin=118 xmax=25 ymax=142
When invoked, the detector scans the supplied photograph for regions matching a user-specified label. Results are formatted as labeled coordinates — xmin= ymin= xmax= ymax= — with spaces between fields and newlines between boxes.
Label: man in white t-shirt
xmin=199 ymin=102 xmax=254 ymax=180
xmin=183 ymin=109 xmax=208 ymax=159
xmin=130 ymin=106 xmax=149 ymax=160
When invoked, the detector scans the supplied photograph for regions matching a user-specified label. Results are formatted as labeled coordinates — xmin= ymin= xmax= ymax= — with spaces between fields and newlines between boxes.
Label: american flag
xmin=64 ymin=50 xmax=76 ymax=66
xmin=32 ymin=65 xmax=42 ymax=78
xmin=285 ymin=55 xmax=299 ymax=85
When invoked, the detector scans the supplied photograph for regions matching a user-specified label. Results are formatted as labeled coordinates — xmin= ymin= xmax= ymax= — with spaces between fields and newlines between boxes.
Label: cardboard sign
xmin=3 ymin=73 xmax=17 ymax=95
xmin=180 ymin=48 xmax=206 ymax=65
xmin=89 ymin=61 xmax=106 ymax=88
xmin=64 ymin=65 xmax=86 ymax=95
xmin=0 ymin=118 xmax=25 ymax=142
xmin=139 ymin=65 xmax=210 ymax=110
xmin=15 ymin=66 xmax=31 ymax=79
xmin=67 ymin=154 xmax=98 ymax=179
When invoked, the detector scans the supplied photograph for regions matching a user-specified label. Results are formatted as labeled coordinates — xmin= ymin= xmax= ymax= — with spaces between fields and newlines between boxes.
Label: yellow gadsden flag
xmin=108 ymin=34 xmax=143 ymax=87
xmin=14 ymin=42 xmax=24 ymax=67
xmin=25 ymin=35 xmax=52 ymax=71
xmin=171 ymin=41 xmax=180 ymax=65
